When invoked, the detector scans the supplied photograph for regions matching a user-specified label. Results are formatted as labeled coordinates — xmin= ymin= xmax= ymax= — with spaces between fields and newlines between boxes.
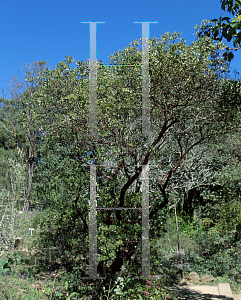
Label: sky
xmin=1 ymin=0 xmax=241 ymax=108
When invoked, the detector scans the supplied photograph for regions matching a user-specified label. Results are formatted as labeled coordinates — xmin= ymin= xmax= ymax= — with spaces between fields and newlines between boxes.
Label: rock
xmin=174 ymin=268 xmax=185 ymax=282
xmin=188 ymin=271 xmax=200 ymax=283
xmin=155 ymin=266 xmax=164 ymax=274
xmin=199 ymin=274 xmax=216 ymax=282
xmin=14 ymin=237 xmax=22 ymax=249
xmin=171 ymin=250 xmax=185 ymax=262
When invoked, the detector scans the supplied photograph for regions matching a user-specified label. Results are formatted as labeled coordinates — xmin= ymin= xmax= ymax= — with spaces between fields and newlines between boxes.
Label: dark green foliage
xmin=190 ymin=235 xmax=241 ymax=282
xmin=195 ymin=0 xmax=241 ymax=62
xmin=31 ymin=206 xmax=89 ymax=274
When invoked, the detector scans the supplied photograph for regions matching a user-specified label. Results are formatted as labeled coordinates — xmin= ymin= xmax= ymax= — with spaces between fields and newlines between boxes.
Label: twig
xmin=102 ymin=277 xmax=122 ymax=300
xmin=107 ymin=279 xmax=112 ymax=299
xmin=0 ymin=120 xmax=14 ymax=133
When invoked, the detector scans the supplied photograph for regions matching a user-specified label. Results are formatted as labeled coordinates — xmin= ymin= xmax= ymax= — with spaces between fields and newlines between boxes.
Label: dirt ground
xmin=167 ymin=281 xmax=241 ymax=300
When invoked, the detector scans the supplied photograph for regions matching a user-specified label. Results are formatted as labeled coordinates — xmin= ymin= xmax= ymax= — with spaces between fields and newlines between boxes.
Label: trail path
xmin=166 ymin=282 xmax=241 ymax=299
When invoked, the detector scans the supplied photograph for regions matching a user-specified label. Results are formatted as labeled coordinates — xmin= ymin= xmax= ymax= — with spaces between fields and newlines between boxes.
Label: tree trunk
xmin=174 ymin=203 xmax=180 ymax=253
xmin=23 ymin=130 xmax=35 ymax=212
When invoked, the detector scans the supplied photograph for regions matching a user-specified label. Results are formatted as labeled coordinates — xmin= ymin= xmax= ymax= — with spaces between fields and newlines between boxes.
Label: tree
xmin=1 ymin=61 xmax=49 ymax=212
xmin=28 ymin=32 xmax=240 ymax=298
xmin=195 ymin=0 xmax=241 ymax=62
xmin=0 ymin=93 xmax=28 ymax=210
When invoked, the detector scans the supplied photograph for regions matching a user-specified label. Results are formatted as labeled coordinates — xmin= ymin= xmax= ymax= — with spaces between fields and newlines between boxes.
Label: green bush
xmin=99 ymin=275 xmax=177 ymax=299
xmin=190 ymin=231 xmax=241 ymax=282
xmin=30 ymin=206 xmax=89 ymax=273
